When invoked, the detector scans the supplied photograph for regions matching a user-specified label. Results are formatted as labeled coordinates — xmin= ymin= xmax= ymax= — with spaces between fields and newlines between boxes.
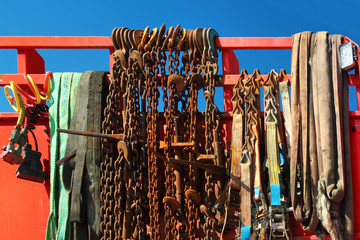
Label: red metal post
xmin=221 ymin=49 xmax=239 ymax=158
xmin=17 ymin=49 xmax=45 ymax=74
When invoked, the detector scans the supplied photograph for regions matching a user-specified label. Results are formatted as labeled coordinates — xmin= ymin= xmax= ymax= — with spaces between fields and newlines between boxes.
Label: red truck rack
xmin=0 ymin=36 xmax=359 ymax=239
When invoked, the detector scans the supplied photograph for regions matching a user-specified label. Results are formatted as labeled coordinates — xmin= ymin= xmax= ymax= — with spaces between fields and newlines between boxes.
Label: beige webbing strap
xmin=314 ymin=31 xmax=343 ymax=240
xmin=290 ymin=33 xmax=301 ymax=223
xmin=278 ymin=80 xmax=291 ymax=152
xmin=299 ymin=32 xmax=312 ymax=222
xmin=290 ymin=32 xmax=312 ymax=223
xmin=230 ymin=113 xmax=243 ymax=190
xmin=230 ymin=71 xmax=246 ymax=190
xmin=330 ymin=34 xmax=345 ymax=202
xmin=240 ymin=145 xmax=252 ymax=239
xmin=252 ymin=71 xmax=263 ymax=201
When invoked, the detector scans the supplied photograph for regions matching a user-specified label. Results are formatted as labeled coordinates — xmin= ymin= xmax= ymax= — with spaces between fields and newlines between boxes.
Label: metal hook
xmin=161 ymin=26 xmax=174 ymax=51
xmin=168 ymin=24 xmax=181 ymax=49
xmin=175 ymin=28 xmax=187 ymax=52
xmin=137 ymin=26 xmax=149 ymax=52
xmin=144 ymin=27 xmax=158 ymax=52
xmin=156 ymin=24 xmax=166 ymax=48
xmin=112 ymin=27 xmax=120 ymax=50
xmin=207 ymin=28 xmax=219 ymax=62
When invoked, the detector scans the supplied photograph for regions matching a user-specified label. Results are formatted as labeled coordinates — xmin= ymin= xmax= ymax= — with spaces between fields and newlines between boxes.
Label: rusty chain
xmin=201 ymin=28 xmax=220 ymax=240
xmin=100 ymin=27 xmax=125 ymax=240
xmin=102 ymin=25 xmax=296 ymax=240
xmin=101 ymin=25 xmax=302 ymax=240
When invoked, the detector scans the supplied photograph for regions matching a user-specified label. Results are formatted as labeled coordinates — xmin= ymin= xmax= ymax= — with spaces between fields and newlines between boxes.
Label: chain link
xmin=101 ymin=46 xmax=124 ymax=240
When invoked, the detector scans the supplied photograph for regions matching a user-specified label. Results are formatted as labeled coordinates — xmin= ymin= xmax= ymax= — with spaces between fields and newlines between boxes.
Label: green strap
xmin=46 ymin=73 xmax=82 ymax=240
xmin=57 ymin=73 xmax=73 ymax=240
xmin=57 ymin=73 xmax=82 ymax=240
xmin=70 ymin=73 xmax=82 ymax=120
xmin=46 ymin=73 xmax=63 ymax=240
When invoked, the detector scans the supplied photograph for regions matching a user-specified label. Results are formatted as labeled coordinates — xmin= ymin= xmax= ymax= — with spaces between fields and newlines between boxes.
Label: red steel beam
xmin=223 ymin=74 xmax=360 ymax=86
xmin=216 ymin=37 xmax=292 ymax=50
xmin=0 ymin=74 xmax=46 ymax=86
xmin=0 ymin=36 xmax=114 ymax=49
xmin=0 ymin=37 xmax=293 ymax=50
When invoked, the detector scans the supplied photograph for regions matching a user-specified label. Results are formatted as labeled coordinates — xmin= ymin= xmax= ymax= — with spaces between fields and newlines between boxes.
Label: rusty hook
xmin=161 ymin=26 xmax=174 ymax=51
xmin=132 ymin=29 xmax=144 ymax=49
xmin=138 ymin=26 xmax=149 ymax=52
xmin=111 ymin=27 xmax=120 ymax=50
xmin=175 ymin=28 xmax=187 ymax=52
xmin=144 ymin=27 xmax=158 ymax=52
xmin=156 ymin=24 xmax=166 ymax=48
xmin=168 ymin=24 xmax=181 ymax=49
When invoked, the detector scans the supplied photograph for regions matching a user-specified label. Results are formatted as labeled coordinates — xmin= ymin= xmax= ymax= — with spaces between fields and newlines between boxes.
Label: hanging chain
xmin=101 ymin=29 xmax=125 ymax=239
xmin=163 ymin=25 xmax=180 ymax=240
xmin=201 ymin=28 xmax=220 ymax=240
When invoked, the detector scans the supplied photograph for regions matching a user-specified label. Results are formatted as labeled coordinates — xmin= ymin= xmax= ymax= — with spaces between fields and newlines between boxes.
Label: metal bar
xmin=0 ymin=36 xmax=293 ymax=50
xmin=57 ymin=128 xmax=123 ymax=140
xmin=222 ymin=74 xmax=291 ymax=85
xmin=0 ymin=36 xmax=114 ymax=49
xmin=0 ymin=73 xmax=111 ymax=87
xmin=57 ymin=149 xmax=77 ymax=166
xmin=216 ymin=37 xmax=292 ymax=50
xmin=17 ymin=49 xmax=45 ymax=74
xmin=349 ymin=74 xmax=360 ymax=87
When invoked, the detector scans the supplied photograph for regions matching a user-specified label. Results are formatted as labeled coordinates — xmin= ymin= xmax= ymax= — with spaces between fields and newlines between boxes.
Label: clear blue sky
xmin=0 ymin=0 xmax=359 ymax=112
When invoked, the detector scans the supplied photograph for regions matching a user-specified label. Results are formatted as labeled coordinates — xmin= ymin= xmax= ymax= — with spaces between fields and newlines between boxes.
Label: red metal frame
xmin=0 ymin=36 xmax=359 ymax=239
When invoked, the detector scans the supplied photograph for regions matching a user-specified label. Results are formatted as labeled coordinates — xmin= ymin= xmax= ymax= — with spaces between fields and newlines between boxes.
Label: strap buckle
xmin=269 ymin=206 xmax=291 ymax=239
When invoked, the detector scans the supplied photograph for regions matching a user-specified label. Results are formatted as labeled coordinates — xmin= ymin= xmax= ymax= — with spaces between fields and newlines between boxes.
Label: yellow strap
xmin=267 ymin=121 xmax=280 ymax=185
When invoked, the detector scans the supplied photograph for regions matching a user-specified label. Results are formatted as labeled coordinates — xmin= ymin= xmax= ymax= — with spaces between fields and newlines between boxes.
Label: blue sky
xmin=0 ymin=0 xmax=359 ymax=112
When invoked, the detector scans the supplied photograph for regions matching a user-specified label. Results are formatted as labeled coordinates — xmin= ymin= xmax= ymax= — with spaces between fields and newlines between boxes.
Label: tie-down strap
xmin=62 ymin=71 xmax=108 ymax=240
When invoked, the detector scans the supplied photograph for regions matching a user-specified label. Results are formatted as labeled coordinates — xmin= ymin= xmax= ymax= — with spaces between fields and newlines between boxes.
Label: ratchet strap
xmin=46 ymin=72 xmax=81 ymax=240
xmin=240 ymin=71 xmax=262 ymax=240
xmin=264 ymin=71 xmax=290 ymax=239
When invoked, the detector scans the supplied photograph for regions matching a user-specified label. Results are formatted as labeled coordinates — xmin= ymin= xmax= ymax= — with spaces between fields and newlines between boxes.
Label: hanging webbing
xmin=46 ymin=72 xmax=81 ymax=240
